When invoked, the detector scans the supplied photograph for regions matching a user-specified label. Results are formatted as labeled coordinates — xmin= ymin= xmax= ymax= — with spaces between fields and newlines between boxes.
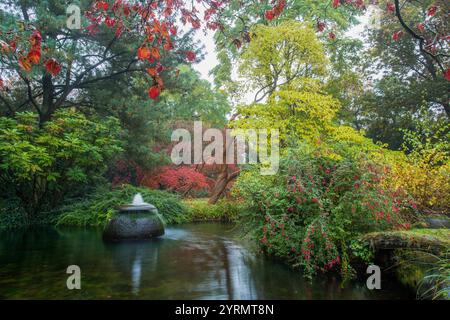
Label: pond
xmin=0 ymin=223 xmax=414 ymax=299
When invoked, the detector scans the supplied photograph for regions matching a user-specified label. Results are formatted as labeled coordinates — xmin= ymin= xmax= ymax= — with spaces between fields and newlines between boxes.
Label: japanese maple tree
xmin=142 ymin=165 xmax=210 ymax=196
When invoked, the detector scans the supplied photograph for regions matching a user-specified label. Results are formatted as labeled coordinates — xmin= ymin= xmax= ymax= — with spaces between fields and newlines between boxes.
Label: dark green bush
xmin=0 ymin=198 xmax=28 ymax=229
xmin=0 ymin=110 xmax=123 ymax=217
xmin=56 ymin=185 xmax=189 ymax=227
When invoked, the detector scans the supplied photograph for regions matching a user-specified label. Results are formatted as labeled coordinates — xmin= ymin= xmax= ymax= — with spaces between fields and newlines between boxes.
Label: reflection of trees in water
xmin=0 ymin=225 xmax=413 ymax=299
xmin=236 ymin=251 xmax=367 ymax=300
xmin=0 ymin=227 xmax=119 ymax=298
xmin=103 ymin=231 xmax=235 ymax=299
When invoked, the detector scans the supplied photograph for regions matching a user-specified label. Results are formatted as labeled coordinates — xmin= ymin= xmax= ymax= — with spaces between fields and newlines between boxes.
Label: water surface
xmin=0 ymin=223 xmax=413 ymax=299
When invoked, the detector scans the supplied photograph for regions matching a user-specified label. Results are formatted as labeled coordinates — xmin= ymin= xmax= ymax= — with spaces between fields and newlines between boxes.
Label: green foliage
xmin=56 ymin=185 xmax=189 ymax=227
xmin=342 ymin=4 xmax=450 ymax=148
xmin=0 ymin=110 xmax=123 ymax=216
xmin=395 ymin=247 xmax=450 ymax=300
xmin=234 ymin=79 xmax=340 ymax=146
xmin=183 ymin=198 xmax=243 ymax=222
xmin=212 ymin=0 xmax=363 ymax=90
xmin=0 ymin=198 xmax=28 ymax=229
xmin=229 ymin=20 xmax=421 ymax=279
xmin=233 ymin=142 xmax=413 ymax=279
xmin=349 ymin=239 xmax=374 ymax=264
xmin=238 ymin=21 xmax=327 ymax=102
xmin=354 ymin=77 xmax=426 ymax=149
xmin=419 ymin=251 xmax=450 ymax=300
xmin=158 ymin=65 xmax=231 ymax=128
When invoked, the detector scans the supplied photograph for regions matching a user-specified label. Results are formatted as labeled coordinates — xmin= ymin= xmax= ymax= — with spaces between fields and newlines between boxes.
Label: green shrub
xmin=56 ymin=185 xmax=189 ymax=227
xmin=0 ymin=110 xmax=123 ymax=217
xmin=0 ymin=197 xmax=61 ymax=229
xmin=0 ymin=198 xmax=28 ymax=229
xmin=233 ymin=142 xmax=415 ymax=279
xmin=183 ymin=198 xmax=243 ymax=222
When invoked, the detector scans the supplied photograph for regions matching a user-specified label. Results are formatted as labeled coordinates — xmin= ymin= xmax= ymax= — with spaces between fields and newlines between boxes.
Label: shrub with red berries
xmin=233 ymin=142 xmax=416 ymax=279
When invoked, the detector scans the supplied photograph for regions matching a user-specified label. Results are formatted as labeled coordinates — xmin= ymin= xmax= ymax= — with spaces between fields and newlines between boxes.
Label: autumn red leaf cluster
xmin=386 ymin=2 xmax=395 ymax=13
xmin=427 ymin=5 xmax=437 ymax=17
xmin=142 ymin=165 xmax=209 ymax=194
xmin=84 ymin=0 xmax=226 ymax=100
xmin=44 ymin=59 xmax=62 ymax=77
xmin=186 ymin=51 xmax=196 ymax=62
xmin=264 ymin=0 xmax=286 ymax=21
xmin=392 ymin=31 xmax=404 ymax=42
xmin=148 ymin=86 xmax=160 ymax=100
xmin=1 ymin=28 xmax=62 ymax=77
xmin=1 ymin=0 xmax=449 ymax=96
xmin=19 ymin=30 xmax=41 ymax=72
xmin=444 ymin=68 xmax=450 ymax=81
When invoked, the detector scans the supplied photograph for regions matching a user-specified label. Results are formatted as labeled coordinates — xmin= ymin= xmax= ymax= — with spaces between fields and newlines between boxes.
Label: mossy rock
xmin=424 ymin=215 xmax=450 ymax=229
xmin=362 ymin=229 xmax=450 ymax=254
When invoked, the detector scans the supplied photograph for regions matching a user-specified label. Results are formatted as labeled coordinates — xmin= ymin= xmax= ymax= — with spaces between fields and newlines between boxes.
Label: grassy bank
xmin=183 ymin=198 xmax=244 ymax=222
xmin=0 ymin=187 xmax=246 ymax=229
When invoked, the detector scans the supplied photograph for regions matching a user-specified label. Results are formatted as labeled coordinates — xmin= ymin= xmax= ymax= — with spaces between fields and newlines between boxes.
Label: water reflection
xmin=0 ymin=223 xmax=413 ymax=300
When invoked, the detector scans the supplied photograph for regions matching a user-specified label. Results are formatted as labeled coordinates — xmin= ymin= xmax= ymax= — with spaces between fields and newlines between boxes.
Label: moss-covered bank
xmin=364 ymin=229 xmax=450 ymax=300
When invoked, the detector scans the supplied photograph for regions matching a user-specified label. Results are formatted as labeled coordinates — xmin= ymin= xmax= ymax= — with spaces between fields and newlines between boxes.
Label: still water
xmin=0 ymin=223 xmax=413 ymax=299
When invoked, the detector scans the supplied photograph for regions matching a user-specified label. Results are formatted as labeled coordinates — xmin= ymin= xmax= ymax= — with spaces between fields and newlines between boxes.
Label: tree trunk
xmin=207 ymin=115 xmax=240 ymax=205
xmin=442 ymin=102 xmax=450 ymax=119
xmin=40 ymin=74 xmax=55 ymax=125
xmin=208 ymin=168 xmax=229 ymax=204
xmin=208 ymin=166 xmax=240 ymax=205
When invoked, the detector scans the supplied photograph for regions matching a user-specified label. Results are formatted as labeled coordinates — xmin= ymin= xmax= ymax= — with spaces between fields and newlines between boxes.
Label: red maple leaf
xmin=27 ymin=48 xmax=41 ymax=64
xmin=427 ymin=5 xmax=437 ymax=17
xmin=29 ymin=30 xmax=42 ymax=47
xmin=265 ymin=10 xmax=275 ymax=21
xmin=44 ymin=59 xmax=62 ymax=76
xmin=148 ymin=86 xmax=160 ymax=99
xmin=150 ymin=47 xmax=161 ymax=60
xmin=317 ymin=21 xmax=326 ymax=32
xmin=186 ymin=51 xmax=196 ymax=62
xmin=147 ymin=67 xmax=158 ymax=77
xmin=392 ymin=31 xmax=404 ymax=41
xmin=137 ymin=47 xmax=151 ymax=60
xmin=96 ymin=1 xmax=109 ymax=11
xmin=444 ymin=68 xmax=450 ymax=81
xmin=386 ymin=3 xmax=395 ymax=13
xmin=105 ymin=16 xmax=116 ymax=28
